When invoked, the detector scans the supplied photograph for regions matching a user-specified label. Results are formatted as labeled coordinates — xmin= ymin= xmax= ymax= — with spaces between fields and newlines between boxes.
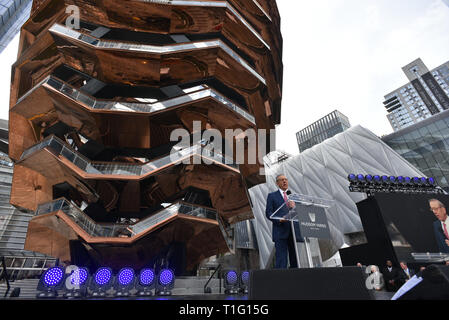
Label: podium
xmin=411 ymin=252 xmax=449 ymax=263
xmin=270 ymin=193 xmax=334 ymax=268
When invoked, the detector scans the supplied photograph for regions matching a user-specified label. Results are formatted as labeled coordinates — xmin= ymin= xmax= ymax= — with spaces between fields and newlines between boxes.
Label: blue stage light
xmin=89 ymin=267 xmax=113 ymax=297
xmin=224 ymin=270 xmax=239 ymax=295
xmin=420 ymin=177 xmax=427 ymax=184
xmin=95 ymin=268 xmax=112 ymax=286
xmin=404 ymin=177 xmax=411 ymax=184
xmin=63 ymin=267 xmax=89 ymax=298
xmin=373 ymin=175 xmax=381 ymax=183
xmin=240 ymin=271 xmax=250 ymax=294
xmin=381 ymin=175 xmax=389 ymax=183
xmin=412 ymin=177 xmax=420 ymax=185
xmin=140 ymin=268 xmax=155 ymax=286
xmin=159 ymin=269 xmax=174 ymax=286
xmin=365 ymin=175 xmax=373 ymax=183
xmin=36 ymin=266 xmax=66 ymax=298
xmin=44 ymin=267 xmax=64 ymax=287
xmin=389 ymin=176 xmax=396 ymax=183
xmin=156 ymin=269 xmax=175 ymax=296
xmin=226 ymin=271 xmax=238 ymax=286
xmin=357 ymin=174 xmax=365 ymax=182
xmin=428 ymin=177 xmax=436 ymax=185
xmin=136 ymin=268 xmax=156 ymax=297
xmin=348 ymin=174 xmax=356 ymax=182
xmin=70 ymin=267 xmax=88 ymax=286
xmin=397 ymin=176 xmax=404 ymax=184
xmin=118 ymin=268 xmax=134 ymax=286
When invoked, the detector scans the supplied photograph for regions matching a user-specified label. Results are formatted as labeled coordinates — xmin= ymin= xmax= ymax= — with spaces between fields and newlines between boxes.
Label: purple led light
xmin=70 ymin=268 xmax=88 ymax=286
xmin=140 ymin=269 xmax=155 ymax=286
xmin=241 ymin=271 xmax=250 ymax=285
xmin=159 ymin=269 xmax=174 ymax=286
xmin=95 ymin=267 xmax=112 ymax=286
xmin=43 ymin=267 xmax=64 ymax=287
xmin=226 ymin=271 xmax=238 ymax=285
xmin=118 ymin=268 xmax=134 ymax=286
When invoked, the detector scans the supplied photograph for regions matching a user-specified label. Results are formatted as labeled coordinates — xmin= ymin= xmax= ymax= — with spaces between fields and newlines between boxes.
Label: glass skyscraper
xmin=383 ymin=108 xmax=449 ymax=192
xmin=384 ymin=58 xmax=449 ymax=132
xmin=0 ymin=0 xmax=32 ymax=54
xmin=296 ymin=110 xmax=351 ymax=153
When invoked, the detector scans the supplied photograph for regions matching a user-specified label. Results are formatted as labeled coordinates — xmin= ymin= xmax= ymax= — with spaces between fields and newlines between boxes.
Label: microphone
xmin=286 ymin=190 xmax=291 ymax=196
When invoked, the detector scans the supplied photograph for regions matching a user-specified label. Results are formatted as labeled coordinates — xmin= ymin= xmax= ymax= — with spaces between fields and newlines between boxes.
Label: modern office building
xmin=296 ymin=110 xmax=351 ymax=153
xmin=249 ymin=125 xmax=424 ymax=269
xmin=0 ymin=0 xmax=32 ymax=53
xmin=383 ymin=108 xmax=449 ymax=192
xmin=8 ymin=0 xmax=283 ymax=274
xmin=384 ymin=58 xmax=449 ymax=131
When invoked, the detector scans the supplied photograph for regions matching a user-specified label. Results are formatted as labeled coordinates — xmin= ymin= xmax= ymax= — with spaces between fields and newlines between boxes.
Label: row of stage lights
xmin=348 ymin=174 xmax=444 ymax=194
xmin=223 ymin=270 xmax=250 ymax=295
xmin=37 ymin=266 xmax=175 ymax=298
xmin=38 ymin=266 xmax=251 ymax=298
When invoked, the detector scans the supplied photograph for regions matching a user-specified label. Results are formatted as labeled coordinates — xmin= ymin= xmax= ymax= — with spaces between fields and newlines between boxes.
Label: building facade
xmin=9 ymin=0 xmax=283 ymax=274
xmin=296 ymin=110 xmax=350 ymax=153
xmin=0 ymin=0 xmax=32 ymax=53
xmin=250 ymin=125 xmax=425 ymax=269
xmin=384 ymin=58 xmax=449 ymax=131
xmin=383 ymin=108 xmax=449 ymax=192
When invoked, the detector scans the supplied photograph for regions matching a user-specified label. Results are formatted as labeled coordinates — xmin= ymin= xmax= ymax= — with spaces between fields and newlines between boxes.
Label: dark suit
xmin=265 ymin=190 xmax=303 ymax=269
xmin=381 ymin=266 xmax=401 ymax=292
xmin=398 ymin=267 xmax=416 ymax=286
xmin=433 ymin=220 xmax=449 ymax=253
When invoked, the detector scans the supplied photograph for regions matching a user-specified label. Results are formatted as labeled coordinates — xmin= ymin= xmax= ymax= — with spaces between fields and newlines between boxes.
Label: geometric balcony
xmin=25 ymin=199 xmax=232 ymax=270
xmin=11 ymin=75 xmax=256 ymax=156
xmin=18 ymin=135 xmax=240 ymax=179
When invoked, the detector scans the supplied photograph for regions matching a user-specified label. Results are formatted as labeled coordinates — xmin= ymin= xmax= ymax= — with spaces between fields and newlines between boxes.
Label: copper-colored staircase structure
xmin=9 ymin=0 xmax=282 ymax=273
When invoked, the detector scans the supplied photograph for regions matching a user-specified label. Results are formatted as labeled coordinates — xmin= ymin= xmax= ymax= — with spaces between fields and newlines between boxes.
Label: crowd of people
xmin=357 ymin=260 xmax=449 ymax=292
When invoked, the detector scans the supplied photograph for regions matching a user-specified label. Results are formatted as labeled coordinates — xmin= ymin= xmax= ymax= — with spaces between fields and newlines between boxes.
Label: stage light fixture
xmin=389 ymin=176 xmax=396 ymax=184
xmin=240 ymin=271 xmax=250 ymax=294
xmin=156 ymin=268 xmax=175 ymax=296
xmin=381 ymin=175 xmax=389 ymax=184
xmin=357 ymin=174 xmax=365 ymax=183
xmin=365 ymin=175 xmax=373 ymax=184
xmin=114 ymin=267 xmax=136 ymax=297
xmin=348 ymin=174 xmax=356 ymax=182
xmin=36 ymin=266 xmax=65 ymax=298
xmin=373 ymin=175 xmax=381 ymax=184
xmin=89 ymin=267 xmax=113 ymax=297
xmin=63 ymin=267 xmax=89 ymax=298
xmin=397 ymin=176 xmax=404 ymax=184
xmin=136 ymin=268 xmax=156 ymax=296
xmin=428 ymin=177 xmax=436 ymax=186
xmin=224 ymin=270 xmax=239 ymax=295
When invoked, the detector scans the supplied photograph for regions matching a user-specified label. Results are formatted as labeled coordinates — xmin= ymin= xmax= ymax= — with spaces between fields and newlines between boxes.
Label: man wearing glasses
xmin=265 ymin=174 xmax=302 ymax=269
xmin=428 ymin=199 xmax=449 ymax=253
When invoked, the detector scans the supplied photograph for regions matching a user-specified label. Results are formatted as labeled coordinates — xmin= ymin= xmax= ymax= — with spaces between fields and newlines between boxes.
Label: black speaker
xmin=398 ymin=265 xmax=449 ymax=300
xmin=249 ymin=267 xmax=373 ymax=300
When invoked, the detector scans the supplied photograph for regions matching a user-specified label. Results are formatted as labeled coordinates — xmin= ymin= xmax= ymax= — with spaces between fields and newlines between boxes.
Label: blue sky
xmin=0 ymin=0 xmax=448 ymax=156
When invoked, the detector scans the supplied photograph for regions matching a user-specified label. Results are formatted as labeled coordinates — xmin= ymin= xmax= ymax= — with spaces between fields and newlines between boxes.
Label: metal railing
xmin=49 ymin=23 xmax=266 ymax=85
xmin=0 ymin=254 xmax=57 ymax=282
xmin=20 ymin=135 xmax=239 ymax=176
xmin=17 ymin=75 xmax=255 ymax=125
xmin=35 ymin=198 xmax=219 ymax=240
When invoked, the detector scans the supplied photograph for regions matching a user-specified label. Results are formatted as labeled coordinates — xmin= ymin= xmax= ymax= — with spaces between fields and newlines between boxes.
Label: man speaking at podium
xmin=265 ymin=174 xmax=302 ymax=269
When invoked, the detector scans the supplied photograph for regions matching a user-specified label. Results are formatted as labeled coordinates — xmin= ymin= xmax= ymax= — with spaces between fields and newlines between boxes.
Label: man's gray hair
xmin=276 ymin=174 xmax=286 ymax=182
xmin=428 ymin=198 xmax=445 ymax=208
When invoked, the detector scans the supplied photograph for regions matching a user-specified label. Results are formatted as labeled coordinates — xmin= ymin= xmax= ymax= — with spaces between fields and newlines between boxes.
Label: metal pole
xmin=304 ymin=237 xmax=313 ymax=268
xmin=290 ymin=220 xmax=300 ymax=268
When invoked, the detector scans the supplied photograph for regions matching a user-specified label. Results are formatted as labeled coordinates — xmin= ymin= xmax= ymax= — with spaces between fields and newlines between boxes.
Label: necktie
xmin=283 ymin=191 xmax=288 ymax=203
xmin=444 ymin=223 xmax=449 ymax=240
